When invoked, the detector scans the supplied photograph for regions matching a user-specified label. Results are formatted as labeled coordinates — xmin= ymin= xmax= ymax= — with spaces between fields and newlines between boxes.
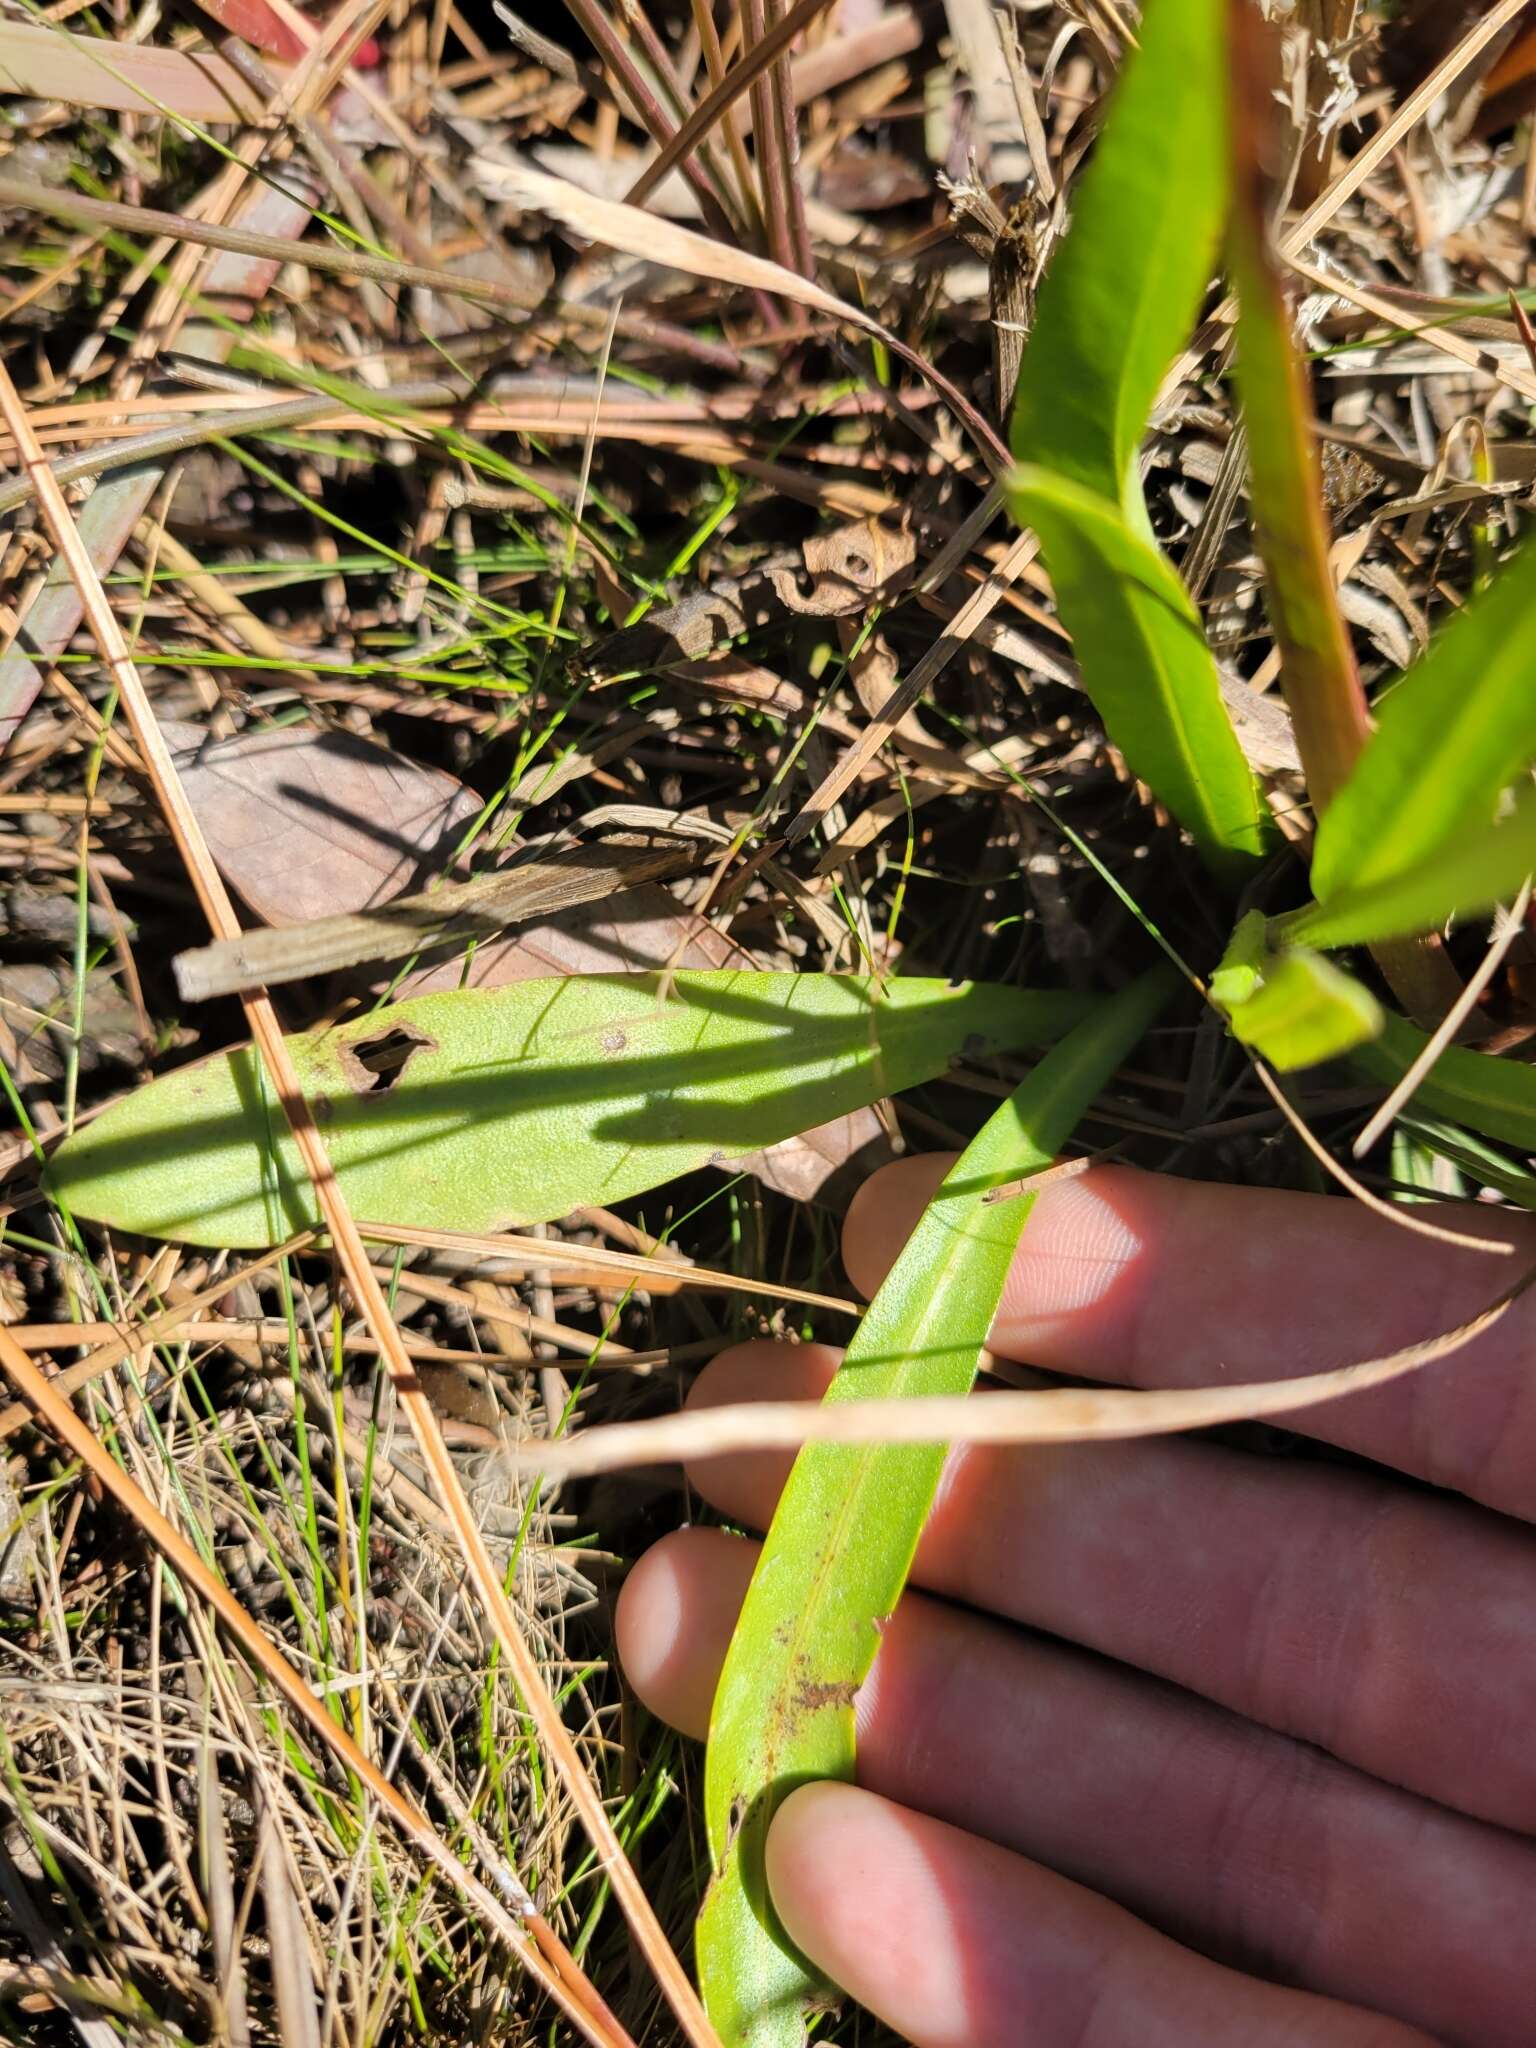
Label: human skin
xmin=617 ymin=1160 xmax=1536 ymax=2046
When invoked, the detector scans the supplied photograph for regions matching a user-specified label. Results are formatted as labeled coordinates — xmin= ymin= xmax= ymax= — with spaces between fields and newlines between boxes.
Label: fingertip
xmin=840 ymin=1154 xmax=1153 ymax=1363
xmin=992 ymin=1163 xmax=1154 ymax=1356
xmin=615 ymin=1527 xmax=755 ymax=1740
xmin=682 ymin=1339 xmax=842 ymax=1516
xmin=842 ymin=1153 xmax=953 ymax=1298
xmin=766 ymin=1783 xmax=971 ymax=2046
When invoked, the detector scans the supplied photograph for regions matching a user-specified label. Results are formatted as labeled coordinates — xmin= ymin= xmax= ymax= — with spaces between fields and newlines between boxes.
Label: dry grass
xmin=1 ymin=0 xmax=1533 ymax=2039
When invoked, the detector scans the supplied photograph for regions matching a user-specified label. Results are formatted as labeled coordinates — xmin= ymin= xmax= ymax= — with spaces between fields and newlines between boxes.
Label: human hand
xmin=617 ymin=1161 xmax=1536 ymax=2046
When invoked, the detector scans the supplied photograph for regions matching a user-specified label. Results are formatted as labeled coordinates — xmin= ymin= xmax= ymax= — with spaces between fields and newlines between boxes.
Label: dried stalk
xmin=174 ymin=834 xmax=711 ymax=999
xmin=558 ymin=0 xmax=738 ymax=235
xmin=514 ymin=1262 xmax=1533 ymax=1478
xmin=627 ymin=0 xmax=836 ymax=210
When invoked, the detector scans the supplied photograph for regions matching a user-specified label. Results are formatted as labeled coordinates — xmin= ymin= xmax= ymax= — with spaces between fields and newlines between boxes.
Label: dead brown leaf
xmin=165 ymin=721 xmax=484 ymax=926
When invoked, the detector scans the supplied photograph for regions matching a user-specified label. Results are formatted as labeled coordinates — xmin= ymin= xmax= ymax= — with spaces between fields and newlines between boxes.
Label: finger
xmin=678 ymin=1340 xmax=1536 ymax=1834
xmin=843 ymin=1158 xmax=1536 ymax=1522
xmin=618 ymin=1528 xmax=1530 ymax=2045
xmin=767 ymin=1783 xmax=1430 ymax=2048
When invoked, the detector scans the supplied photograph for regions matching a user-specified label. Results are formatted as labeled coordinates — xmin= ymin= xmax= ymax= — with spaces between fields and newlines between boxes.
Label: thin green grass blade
xmin=1353 ymin=1014 xmax=1536 ymax=1154
xmin=44 ymin=971 xmax=1094 ymax=1247
xmin=1008 ymin=467 xmax=1267 ymax=876
xmin=1285 ymin=788 xmax=1536 ymax=951
xmin=696 ymin=966 xmax=1179 ymax=2046
xmin=1312 ymin=534 xmax=1536 ymax=903
xmin=1008 ymin=0 xmax=1229 ymax=509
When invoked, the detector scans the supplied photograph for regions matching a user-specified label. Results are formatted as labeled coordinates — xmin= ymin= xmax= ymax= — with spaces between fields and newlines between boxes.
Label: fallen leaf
xmin=165 ymin=722 xmax=484 ymax=928
xmin=0 ymin=965 xmax=146 ymax=1082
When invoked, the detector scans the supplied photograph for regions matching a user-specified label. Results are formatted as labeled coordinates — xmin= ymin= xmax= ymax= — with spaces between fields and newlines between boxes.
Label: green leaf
xmin=1312 ymin=533 xmax=1536 ymax=903
xmin=1009 ymin=0 xmax=1229 ymax=511
xmin=1399 ymin=1115 xmax=1536 ymax=1211
xmin=1008 ymin=466 xmax=1268 ymax=876
xmin=697 ymin=967 xmax=1178 ymax=2047
xmin=1217 ymin=942 xmax=1383 ymax=1071
xmin=1353 ymin=1013 xmax=1536 ymax=1155
xmin=46 ymin=972 xmax=1095 ymax=1248
xmin=1002 ymin=0 xmax=1266 ymax=880
xmin=1209 ymin=906 xmax=1268 ymax=1010
xmin=1285 ymin=787 xmax=1536 ymax=951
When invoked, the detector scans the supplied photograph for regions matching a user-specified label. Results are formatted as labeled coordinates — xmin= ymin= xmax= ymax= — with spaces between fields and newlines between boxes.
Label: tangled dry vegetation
xmin=0 ymin=0 xmax=1534 ymax=2040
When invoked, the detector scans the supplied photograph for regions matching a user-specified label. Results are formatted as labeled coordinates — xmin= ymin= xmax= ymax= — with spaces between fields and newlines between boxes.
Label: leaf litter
xmin=3 ymin=1 xmax=1536 ymax=2043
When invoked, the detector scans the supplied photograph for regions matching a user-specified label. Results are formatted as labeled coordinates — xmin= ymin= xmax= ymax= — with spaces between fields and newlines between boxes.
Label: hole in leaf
xmin=341 ymin=1024 xmax=434 ymax=1094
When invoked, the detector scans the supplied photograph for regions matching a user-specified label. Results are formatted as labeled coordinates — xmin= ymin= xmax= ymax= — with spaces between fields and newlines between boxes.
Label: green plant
xmin=45 ymin=971 xmax=1093 ymax=1245
xmin=1007 ymin=0 xmax=1535 ymax=1114
xmin=696 ymin=969 xmax=1176 ymax=2044
xmin=1007 ymin=0 xmax=1268 ymax=878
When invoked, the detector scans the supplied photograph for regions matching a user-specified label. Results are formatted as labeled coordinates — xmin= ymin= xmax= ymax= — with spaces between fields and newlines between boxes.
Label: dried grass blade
xmin=1160 ymin=0 xmax=1532 ymax=401
xmin=0 ymin=20 xmax=271 ymax=119
xmin=1288 ymin=252 xmax=1536 ymax=405
xmin=514 ymin=1258 xmax=1534 ymax=1478
xmin=0 ymin=1238 xmax=313 ymax=1445
xmin=783 ymin=529 xmax=1039 ymax=843
xmin=0 ymin=177 xmax=542 ymax=311
xmin=366 ymin=1223 xmax=860 ymax=1313
xmin=626 ymin=0 xmax=835 ymax=209
xmin=559 ymin=0 xmax=738 ymax=233
xmin=0 ymin=1324 xmax=620 ymax=2045
xmin=173 ymin=836 xmax=712 ymax=999
xmin=471 ymin=156 xmax=1008 ymax=472
xmin=0 ymin=360 xmax=712 ymax=2048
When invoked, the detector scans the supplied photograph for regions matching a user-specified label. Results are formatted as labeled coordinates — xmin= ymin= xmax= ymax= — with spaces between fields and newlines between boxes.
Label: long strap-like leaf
xmin=697 ymin=966 xmax=1179 ymax=2045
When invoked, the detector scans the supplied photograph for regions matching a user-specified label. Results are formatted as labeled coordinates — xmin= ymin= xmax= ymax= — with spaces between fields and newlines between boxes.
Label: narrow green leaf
xmin=1003 ymin=0 xmax=1266 ymax=879
xmin=1009 ymin=465 xmax=1268 ymax=876
xmin=1009 ymin=0 xmax=1228 ymax=510
xmin=1285 ymin=787 xmax=1536 ymax=950
xmin=697 ymin=967 xmax=1178 ymax=2047
xmin=45 ymin=972 xmax=1095 ymax=1248
xmin=1354 ymin=1014 xmax=1536 ymax=1155
xmin=1312 ymin=533 xmax=1536 ymax=902
xmin=1400 ymin=1115 xmax=1536 ymax=1211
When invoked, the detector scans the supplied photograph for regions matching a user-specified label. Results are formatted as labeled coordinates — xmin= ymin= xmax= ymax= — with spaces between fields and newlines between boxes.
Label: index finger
xmin=843 ymin=1159 xmax=1536 ymax=1523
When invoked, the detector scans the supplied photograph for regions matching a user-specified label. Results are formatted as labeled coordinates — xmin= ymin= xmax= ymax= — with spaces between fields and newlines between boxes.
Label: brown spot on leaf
xmin=794 ymin=1678 xmax=859 ymax=1715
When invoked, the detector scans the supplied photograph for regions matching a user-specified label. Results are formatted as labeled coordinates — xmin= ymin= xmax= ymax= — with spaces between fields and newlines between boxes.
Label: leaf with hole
xmin=44 ymin=971 xmax=1095 ymax=1248
xmin=1311 ymin=532 xmax=1536 ymax=904
xmin=1008 ymin=466 xmax=1268 ymax=876
xmin=696 ymin=966 xmax=1177 ymax=2046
